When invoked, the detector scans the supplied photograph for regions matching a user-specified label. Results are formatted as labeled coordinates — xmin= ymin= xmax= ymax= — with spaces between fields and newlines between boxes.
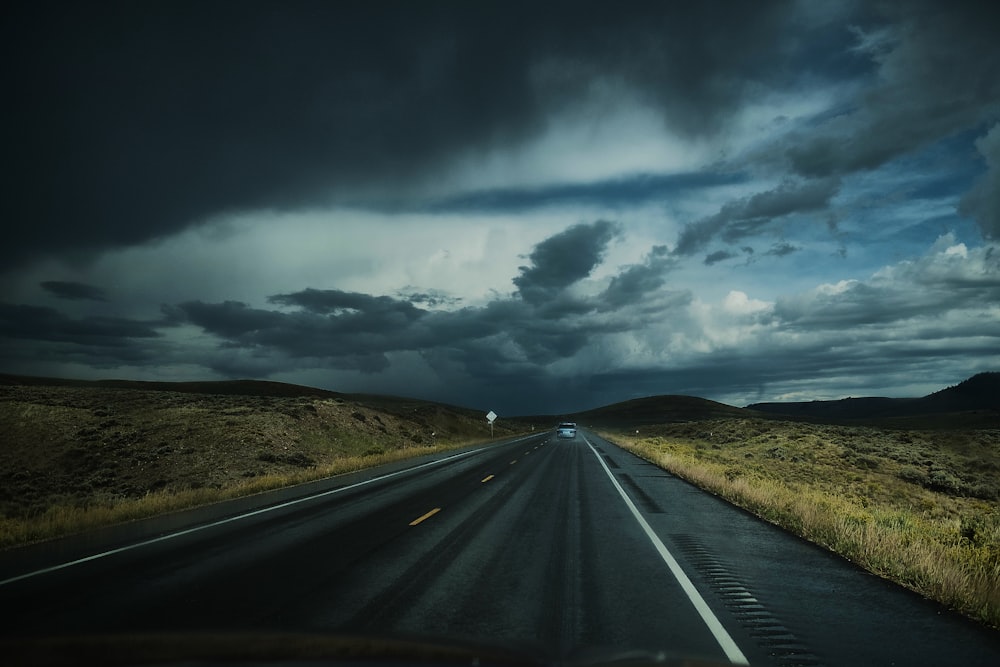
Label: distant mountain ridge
xmin=747 ymin=372 xmax=999 ymax=420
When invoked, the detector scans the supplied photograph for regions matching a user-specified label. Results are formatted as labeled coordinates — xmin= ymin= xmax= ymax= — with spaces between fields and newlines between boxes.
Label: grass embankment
xmin=0 ymin=443 xmax=467 ymax=549
xmin=602 ymin=419 xmax=1000 ymax=629
xmin=0 ymin=383 xmax=520 ymax=549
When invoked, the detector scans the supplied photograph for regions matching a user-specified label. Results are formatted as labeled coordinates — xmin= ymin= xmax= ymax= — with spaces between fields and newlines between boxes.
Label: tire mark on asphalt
xmin=617 ymin=473 xmax=665 ymax=514
xmin=540 ymin=442 xmax=583 ymax=654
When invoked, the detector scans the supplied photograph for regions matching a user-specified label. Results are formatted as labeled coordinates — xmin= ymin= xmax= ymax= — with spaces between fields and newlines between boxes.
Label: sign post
xmin=486 ymin=410 xmax=497 ymax=439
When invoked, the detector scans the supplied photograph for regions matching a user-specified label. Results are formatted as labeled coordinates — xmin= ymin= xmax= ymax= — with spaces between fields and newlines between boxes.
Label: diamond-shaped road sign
xmin=486 ymin=410 xmax=497 ymax=423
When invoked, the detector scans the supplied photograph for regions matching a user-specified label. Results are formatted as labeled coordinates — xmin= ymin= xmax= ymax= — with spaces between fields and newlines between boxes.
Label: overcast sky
xmin=2 ymin=1 xmax=999 ymax=415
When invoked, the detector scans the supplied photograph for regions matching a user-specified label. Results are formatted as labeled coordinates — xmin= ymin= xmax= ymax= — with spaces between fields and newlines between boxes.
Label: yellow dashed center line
xmin=408 ymin=507 xmax=441 ymax=526
xmin=481 ymin=474 xmax=495 ymax=483
xmin=510 ymin=459 xmax=517 ymax=465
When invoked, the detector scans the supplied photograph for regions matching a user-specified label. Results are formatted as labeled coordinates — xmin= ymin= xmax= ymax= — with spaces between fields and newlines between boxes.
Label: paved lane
xmin=308 ymin=432 xmax=743 ymax=662
xmin=2 ymin=430 xmax=999 ymax=666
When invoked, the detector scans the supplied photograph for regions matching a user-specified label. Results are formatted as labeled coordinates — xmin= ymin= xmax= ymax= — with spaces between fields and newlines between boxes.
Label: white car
xmin=556 ymin=422 xmax=577 ymax=438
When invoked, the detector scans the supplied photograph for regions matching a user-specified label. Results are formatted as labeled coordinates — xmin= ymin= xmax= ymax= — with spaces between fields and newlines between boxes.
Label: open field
xmin=600 ymin=416 xmax=1000 ymax=628
xmin=0 ymin=380 xmax=524 ymax=548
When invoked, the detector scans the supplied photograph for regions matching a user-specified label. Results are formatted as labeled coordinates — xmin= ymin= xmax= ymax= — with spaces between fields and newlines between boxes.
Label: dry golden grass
xmin=0 ymin=444 xmax=469 ymax=549
xmin=0 ymin=382 xmax=522 ymax=549
xmin=602 ymin=418 xmax=1000 ymax=628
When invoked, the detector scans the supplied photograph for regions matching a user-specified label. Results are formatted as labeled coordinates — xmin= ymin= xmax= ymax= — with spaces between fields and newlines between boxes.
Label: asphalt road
xmin=2 ymin=430 xmax=999 ymax=666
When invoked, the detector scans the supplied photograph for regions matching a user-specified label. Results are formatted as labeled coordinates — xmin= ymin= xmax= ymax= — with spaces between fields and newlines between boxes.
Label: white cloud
xmin=873 ymin=233 xmax=999 ymax=289
xmin=943 ymin=243 xmax=968 ymax=259
xmin=816 ymin=280 xmax=857 ymax=296
xmin=722 ymin=290 xmax=770 ymax=316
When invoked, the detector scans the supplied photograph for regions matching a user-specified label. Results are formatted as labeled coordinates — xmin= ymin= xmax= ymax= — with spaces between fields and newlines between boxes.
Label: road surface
xmin=2 ymin=430 xmax=998 ymax=666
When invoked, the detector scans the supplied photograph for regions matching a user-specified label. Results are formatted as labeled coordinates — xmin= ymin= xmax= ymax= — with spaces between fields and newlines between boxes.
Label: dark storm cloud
xmin=3 ymin=1 xmax=997 ymax=413
xmin=268 ymin=288 xmax=425 ymax=324
xmin=735 ymin=179 xmax=841 ymax=223
xmin=173 ymin=288 xmax=612 ymax=374
xmin=3 ymin=0 xmax=803 ymax=267
xmin=765 ymin=243 xmax=799 ymax=258
xmin=704 ymin=250 xmax=737 ymax=266
xmin=781 ymin=1 xmax=1000 ymax=180
xmin=176 ymin=298 xmax=395 ymax=373
xmin=420 ymin=171 xmax=746 ymax=214
xmin=0 ymin=302 xmax=160 ymax=345
xmin=175 ymin=301 xmax=288 ymax=341
xmin=158 ymin=223 xmax=682 ymax=381
xmin=513 ymin=220 xmax=621 ymax=304
xmin=674 ymin=178 xmax=840 ymax=256
xmin=960 ymin=124 xmax=1000 ymax=240
xmin=2 ymin=220 xmax=994 ymax=412
xmin=599 ymin=245 xmax=675 ymax=310
xmin=394 ymin=289 xmax=463 ymax=309
xmin=40 ymin=280 xmax=108 ymax=301
xmin=772 ymin=282 xmax=919 ymax=328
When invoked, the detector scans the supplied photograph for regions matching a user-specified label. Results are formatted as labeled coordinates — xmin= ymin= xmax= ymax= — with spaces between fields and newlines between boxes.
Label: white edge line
xmin=1 ymin=436 xmax=535 ymax=587
xmin=584 ymin=436 xmax=749 ymax=666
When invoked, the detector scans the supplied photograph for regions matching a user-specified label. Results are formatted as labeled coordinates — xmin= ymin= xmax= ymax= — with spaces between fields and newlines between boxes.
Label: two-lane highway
xmin=3 ymin=430 xmax=999 ymax=666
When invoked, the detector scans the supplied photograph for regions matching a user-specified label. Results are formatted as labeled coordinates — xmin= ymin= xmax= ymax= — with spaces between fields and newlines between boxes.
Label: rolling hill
xmin=0 ymin=374 xmax=522 ymax=533
xmin=747 ymin=372 xmax=999 ymax=422
xmin=571 ymin=394 xmax=750 ymax=425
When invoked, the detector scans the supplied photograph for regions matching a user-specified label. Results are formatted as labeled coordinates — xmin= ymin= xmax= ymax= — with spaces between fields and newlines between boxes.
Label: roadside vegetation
xmin=0 ymin=382 xmax=520 ymax=549
xmin=0 ymin=444 xmax=468 ymax=549
xmin=602 ymin=418 xmax=1000 ymax=629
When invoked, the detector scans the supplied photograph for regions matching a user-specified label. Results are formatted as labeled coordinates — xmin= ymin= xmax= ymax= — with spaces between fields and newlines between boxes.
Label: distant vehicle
xmin=556 ymin=422 xmax=577 ymax=439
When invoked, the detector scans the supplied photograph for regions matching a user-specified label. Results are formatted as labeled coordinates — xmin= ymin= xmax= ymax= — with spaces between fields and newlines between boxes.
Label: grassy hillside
xmin=0 ymin=378 xmax=523 ymax=548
